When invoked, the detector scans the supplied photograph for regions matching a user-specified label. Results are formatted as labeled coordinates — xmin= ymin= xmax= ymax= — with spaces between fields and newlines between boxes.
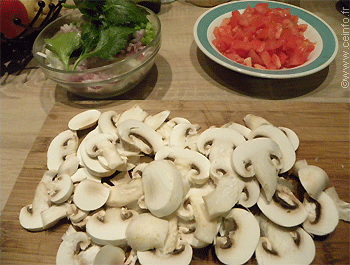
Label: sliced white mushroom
xmin=203 ymin=175 xmax=244 ymax=219
xmin=86 ymin=207 xmax=138 ymax=246
xmin=47 ymin=130 xmax=79 ymax=171
xmin=215 ymin=208 xmax=260 ymax=265
xmin=137 ymin=240 xmax=193 ymax=265
xmin=67 ymin=204 xmax=89 ymax=223
xmin=98 ymin=110 xmax=120 ymax=135
xmin=325 ymin=186 xmax=350 ymax=222
xmin=144 ymin=110 xmax=171 ymax=130
xmin=303 ymin=191 xmax=339 ymax=236
xmin=169 ymin=122 xmax=200 ymax=150
xmin=41 ymin=203 xmax=72 ymax=229
xmin=279 ymin=126 xmax=300 ymax=151
xmin=197 ymin=127 xmax=246 ymax=161
xmin=142 ymin=160 xmax=184 ymax=217
xmin=238 ymin=177 xmax=261 ymax=208
xmin=156 ymin=117 xmax=191 ymax=146
xmin=155 ymin=146 xmax=211 ymax=186
xmin=57 ymin=154 xmax=80 ymax=177
xmin=19 ymin=182 xmax=51 ymax=231
xmin=257 ymin=184 xmax=309 ymax=227
xmin=125 ymin=213 xmax=169 ymax=251
xmin=255 ymin=216 xmax=316 ymax=265
xmin=106 ymin=178 xmax=144 ymax=208
xmin=84 ymin=133 xmax=125 ymax=171
xmin=117 ymin=105 xmax=148 ymax=124
xmin=248 ymin=124 xmax=296 ymax=173
xmin=231 ymin=138 xmax=284 ymax=202
xmin=73 ymin=179 xmax=110 ymax=211
xmin=294 ymin=160 xmax=329 ymax=200
xmin=221 ymin=121 xmax=251 ymax=139
xmin=243 ymin=114 xmax=272 ymax=130
xmin=93 ymin=245 xmax=125 ymax=265
xmin=186 ymin=185 xmax=220 ymax=244
xmin=68 ymin=109 xmax=101 ymax=131
xmin=56 ymin=231 xmax=91 ymax=265
xmin=46 ymin=174 xmax=74 ymax=204
xmin=117 ymin=119 xmax=164 ymax=155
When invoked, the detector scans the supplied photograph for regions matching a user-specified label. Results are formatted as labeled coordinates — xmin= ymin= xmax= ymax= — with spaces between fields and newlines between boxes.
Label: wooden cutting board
xmin=1 ymin=100 xmax=349 ymax=265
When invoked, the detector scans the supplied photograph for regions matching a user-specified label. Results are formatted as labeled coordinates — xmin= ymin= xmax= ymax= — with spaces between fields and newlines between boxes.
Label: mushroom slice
xmin=248 ymin=124 xmax=296 ymax=173
xmin=98 ymin=110 xmax=120 ymax=135
xmin=142 ymin=160 xmax=184 ymax=217
xmin=68 ymin=109 xmax=101 ymax=131
xmin=41 ymin=203 xmax=72 ymax=229
xmin=86 ymin=207 xmax=138 ymax=246
xmin=47 ymin=173 xmax=74 ymax=204
xmin=279 ymin=126 xmax=299 ymax=151
xmin=325 ymin=186 xmax=350 ymax=222
xmin=117 ymin=105 xmax=149 ymax=126
xmin=255 ymin=217 xmax=315 ymax=265
xmin=231 ymin=138 xmax=283 ymax=202
xmin=137 ymin=240 xmax=193 ymax=265
xmin=144 ymin=110 xmax=171 ymax=130
xmin=57 ymin=154 xmax=80 ymax=177
xmin=155 ymin=146 xmax=211 ymax=185
xmin=221 ymin=122 xmax=251 ymax=139
xmin=257 ymin=184 xmax=308 ymax=227
xmin=93 ymin=245 xmax=125 ymax=265
xmin=243 ymin=114 xmax=272 ymax=130
xmin=106 ymin=178 xmax=144 ymax=208
xmin=117 ymin=119 xmax=164 ymax=155
xmin=294 ymin=160 xmax=329 ymax=200
xmin=73 ymin=179 xmax=110 ymax=211
xmin=187 ymin=185 xmax=220 ymax=244
xmin=169 ymin=123 xmax=200 ymax=150
xmin=84 ymin=133 xmax=125 ymax=171
xmin=238 ymin=177 xmax=260 ymax=208
xmin=47 ymin=130 xmax=79 ymax=171
xmin=303 ymin=191 xmax=339 ymax=236
xmin=125 ymin=213 xmax=169 ymax=251
xmin=56 ymin=231 xmax=91 ymax=265
xmin=215 ymin=208 xmax=260 ymax=265
xmin=19 ymin=182 xmax=50 ymax=231
xmin=203 ymin=175 xmax=244 ymax=219
xmin=197 ymin=127 xmax=246 ymax=161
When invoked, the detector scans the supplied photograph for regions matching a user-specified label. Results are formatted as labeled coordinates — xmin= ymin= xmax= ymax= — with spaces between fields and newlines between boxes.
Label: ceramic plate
xmin=194 ymin=0 xmax=338 ymax=79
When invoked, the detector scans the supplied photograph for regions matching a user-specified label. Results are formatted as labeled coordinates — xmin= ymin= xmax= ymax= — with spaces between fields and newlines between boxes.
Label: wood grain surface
xmin=1 ymin=100 xmax=349 ymax=265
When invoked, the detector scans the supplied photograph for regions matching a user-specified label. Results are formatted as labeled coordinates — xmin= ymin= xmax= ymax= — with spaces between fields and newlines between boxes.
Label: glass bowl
xmin=32 ymin=6 xmax=161 ymax=99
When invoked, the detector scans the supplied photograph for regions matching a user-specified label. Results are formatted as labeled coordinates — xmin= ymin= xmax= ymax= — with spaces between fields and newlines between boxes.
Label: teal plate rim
xmin=193 ymin=0 xmax=338 ymax=79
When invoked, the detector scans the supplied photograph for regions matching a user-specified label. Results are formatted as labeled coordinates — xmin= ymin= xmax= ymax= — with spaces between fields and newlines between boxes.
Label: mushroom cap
xmin=215 ymin=208 xmax=260 ymax=265
xmin=47 ymin=174 xmax=74 ymax=204
xmin=93 ymin=245 xmax=125 ymax=265
xmin=142 ymin=160 xmax=184 ymax=217
xmin=303 ymin=191 xmax=339 ymax=236
xmin=257 ymin=184 xmax=309 ymax=227
xmin=125 ymin=213 xmax=169 ymax=251
xmin=298 ymin=165 xmax=329 ymax=200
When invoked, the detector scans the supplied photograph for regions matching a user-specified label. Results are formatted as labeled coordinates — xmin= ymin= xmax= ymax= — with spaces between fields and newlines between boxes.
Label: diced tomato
xmin=212 ymin=3 xmax=315 ymax=70
xmin=254 ymin=3 xmax=269 ymax=15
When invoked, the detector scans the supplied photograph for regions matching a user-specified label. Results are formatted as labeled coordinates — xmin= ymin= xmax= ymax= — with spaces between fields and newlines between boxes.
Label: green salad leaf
xmin=44 ymin=0 xmax=153 ymax=70
xmin=44 ymin=32 xmax=80 ymax=71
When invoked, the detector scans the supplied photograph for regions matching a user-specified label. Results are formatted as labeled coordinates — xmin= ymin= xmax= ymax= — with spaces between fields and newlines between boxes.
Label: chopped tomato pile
xmin=212 ymin=3 xmax=315 ymax=70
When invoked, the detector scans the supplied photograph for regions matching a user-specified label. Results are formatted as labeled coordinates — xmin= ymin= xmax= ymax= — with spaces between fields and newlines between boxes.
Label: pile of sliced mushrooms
xmin=19 ymin=105 xmax=350 ymax=265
